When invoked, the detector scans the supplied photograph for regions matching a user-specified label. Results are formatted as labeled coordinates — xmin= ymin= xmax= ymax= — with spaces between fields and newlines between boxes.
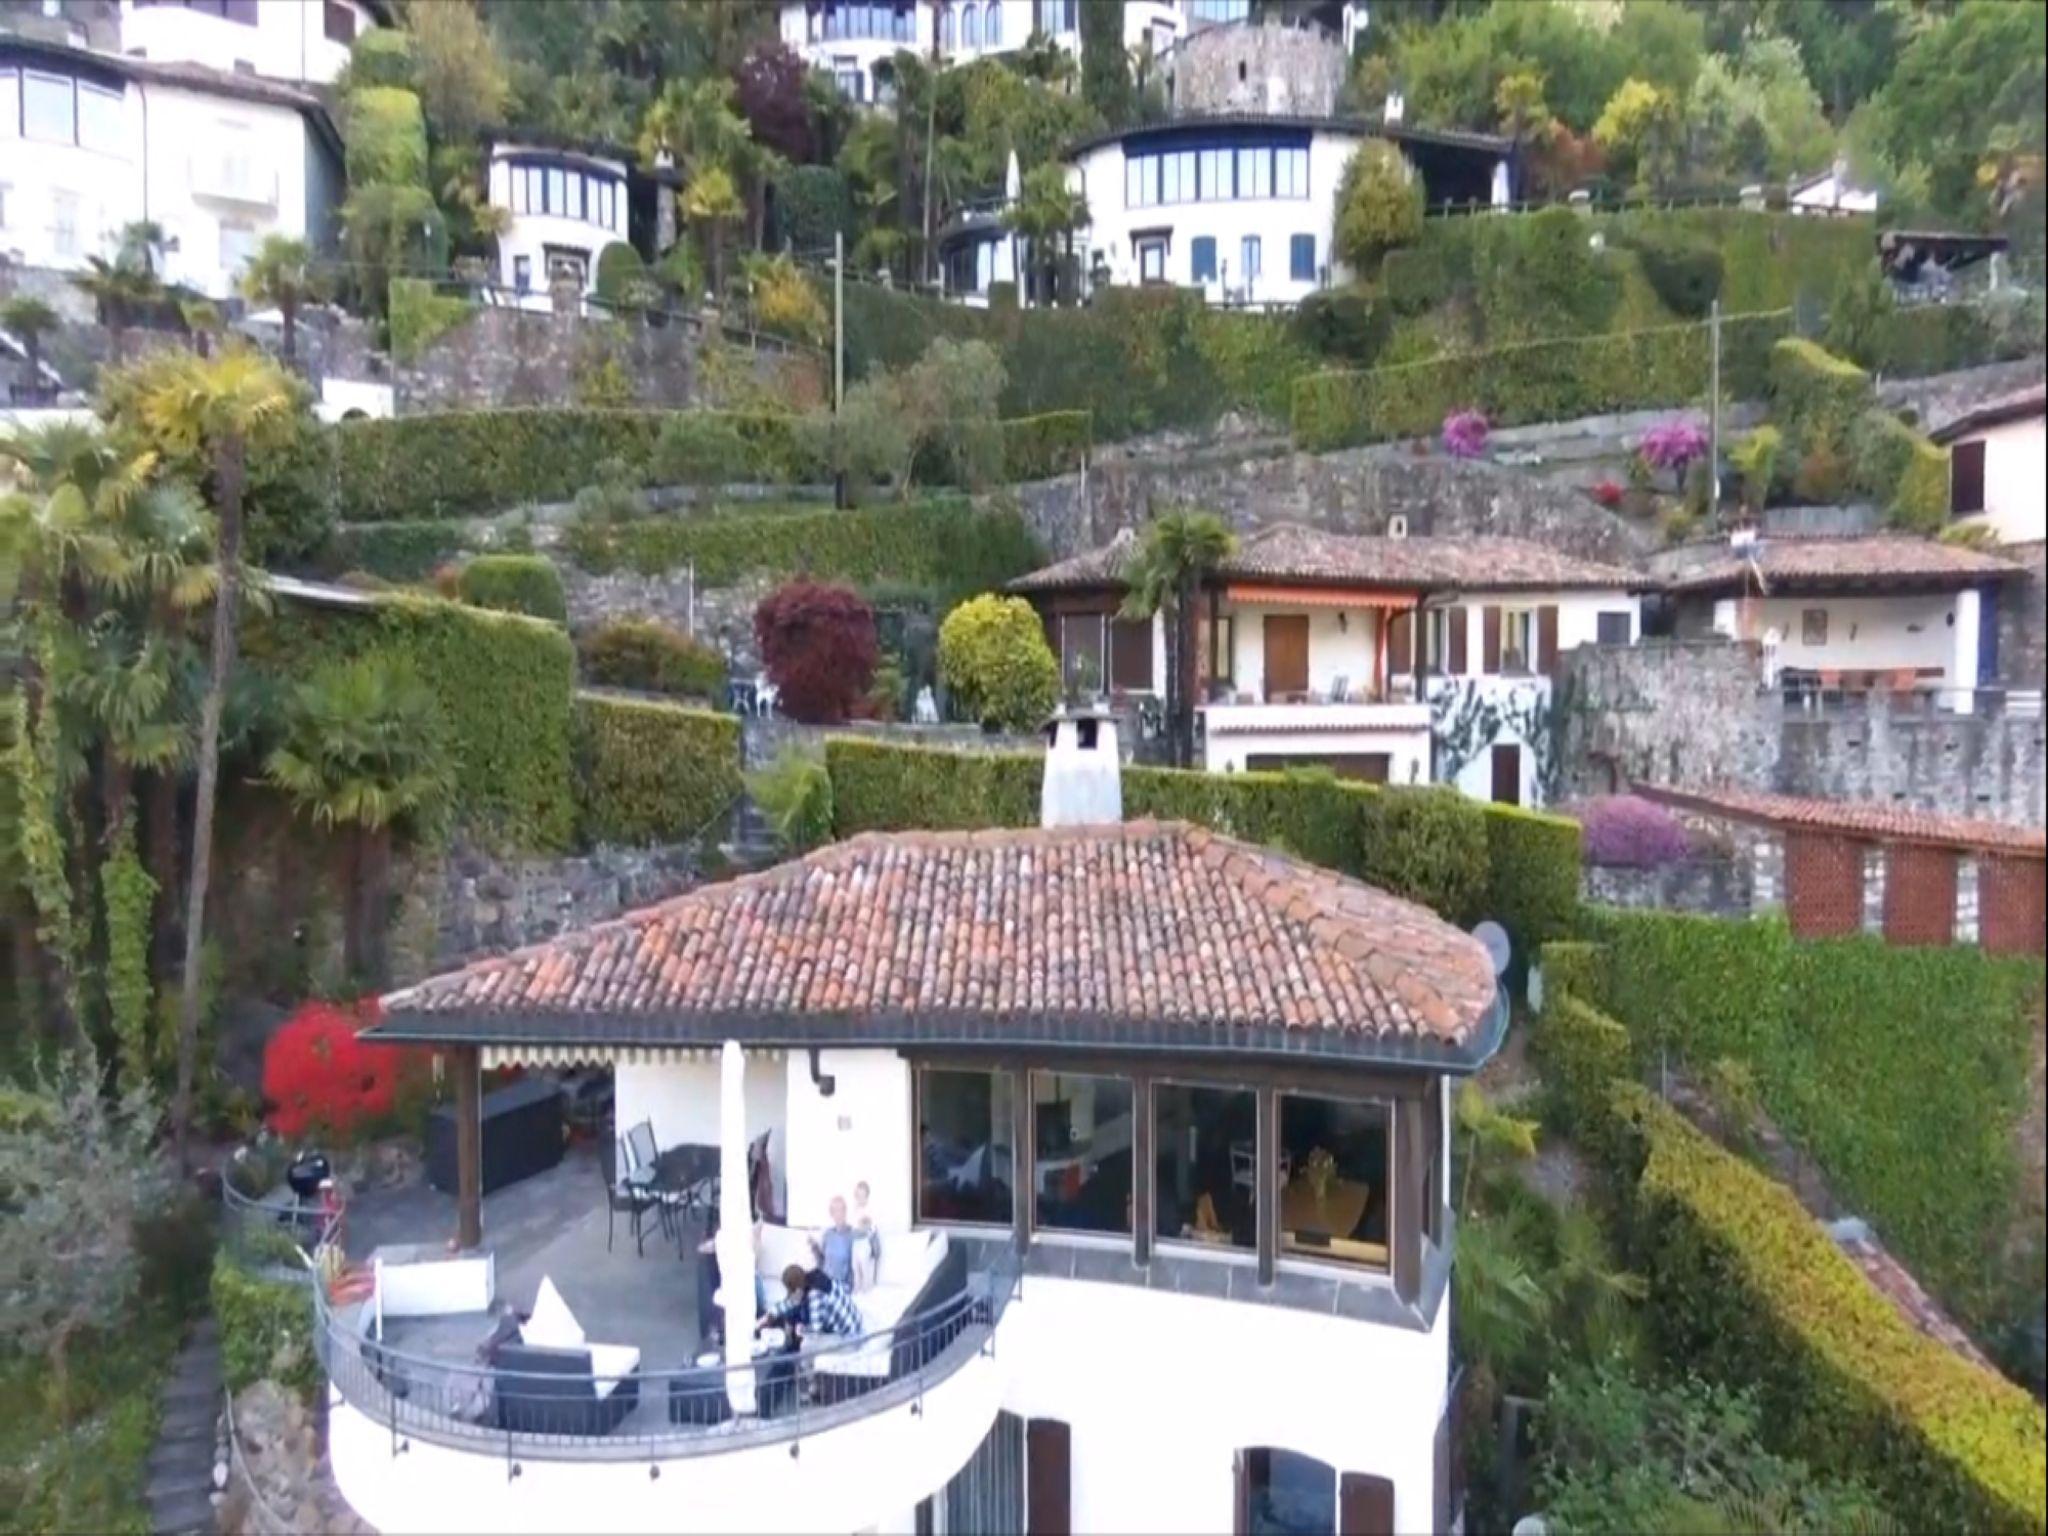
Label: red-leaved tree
xmin=735 ymin=42 xmax=815 ymax=162
xmin=755 ymin=581 xmax=877 ymax=723
xmin=263 ymin=999 xmax=420 ymax=1141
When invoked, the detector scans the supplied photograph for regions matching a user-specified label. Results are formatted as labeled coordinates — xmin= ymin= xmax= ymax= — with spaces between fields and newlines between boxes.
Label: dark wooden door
xmin=1490 ymin=743 xmax=1521 ymax=805
xmin=1263 ymin=615 xmax=1310 ymax=699
xmin=1026 ymin=1418 xmax=1071 ymax=1536
xmin=1339 ymin=1472 xmax=1396 ymax=1535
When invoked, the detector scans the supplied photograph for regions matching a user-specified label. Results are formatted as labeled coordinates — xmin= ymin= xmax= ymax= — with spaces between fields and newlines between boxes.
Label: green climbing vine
xmin=10 ymin=685 xmax=83 ymax=1029
xmin=100 ymin=814 xmax=158 ymax=1086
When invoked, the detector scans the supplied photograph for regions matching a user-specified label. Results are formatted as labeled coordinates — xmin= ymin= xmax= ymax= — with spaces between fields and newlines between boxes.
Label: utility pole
xmin=833 ymin=228 xmax=845 ymax=414
xmin=1708 ymin=298 xmax=1722 ymax=524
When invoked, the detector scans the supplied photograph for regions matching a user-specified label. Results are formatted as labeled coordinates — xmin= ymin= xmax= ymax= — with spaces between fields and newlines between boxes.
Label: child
xmin=850 ymin=1180 xmax=879 ymax=1291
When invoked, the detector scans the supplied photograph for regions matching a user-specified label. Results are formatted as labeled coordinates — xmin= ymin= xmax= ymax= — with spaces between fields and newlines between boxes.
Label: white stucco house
xmin=1666 ymin=532 xmax=2024 ymax=711
xmin=485 ymin=137 xmax=634 ymax=300
xmin=0 ymin=34 xmax=344 ymax=303
xmin=1787 ymin=160 xmax=1878 ymax=218
xmin=1012 ymin=523 xmax=1644 ymax=806
xmin=317 ymin=728 xmax=1503 ymax=1535
xmin=116 ymin=0 xmax=387 ymax=88
xmin=1930 ymin=385 xmax=2045 ymax=547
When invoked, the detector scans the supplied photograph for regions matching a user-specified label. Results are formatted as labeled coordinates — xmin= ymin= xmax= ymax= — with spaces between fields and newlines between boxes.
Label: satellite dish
xmin=1471 ymin=920 xmax=1512 ymax=978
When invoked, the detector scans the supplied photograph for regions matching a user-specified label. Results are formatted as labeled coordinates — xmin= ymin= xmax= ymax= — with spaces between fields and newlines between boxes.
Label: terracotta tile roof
xmin=1663 ymin=534 xmax=2019 ymax=594
xmin=376 ymin=822 xmax=1500 ymax=1057
xmin=1635 ymin=784 xmax=2046 ymax=859
xmin=1928 ymin=384 xmax=2046 ymax=444
xmin=1010 ymin=523 xmax=1646 ymax=595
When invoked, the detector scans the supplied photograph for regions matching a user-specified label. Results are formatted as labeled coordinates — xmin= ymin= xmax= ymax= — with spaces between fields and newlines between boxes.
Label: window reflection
xmin=1154 ymin=1084 xmax=1257 ymax=1250
xmin=1278 ymin=1094 xmax=1389 ymax=1270
xmin=1031 ymin=1073 xmax=1133 ymax=1235
xmin=916 ymin=1068 xmax=1014 ymax=1225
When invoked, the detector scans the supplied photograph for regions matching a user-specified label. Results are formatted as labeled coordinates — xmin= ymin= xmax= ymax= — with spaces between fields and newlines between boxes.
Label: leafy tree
xmin=238 ymin=235 xmax=325 ymax=363
xmin=1 ymin=295 xmax=59 ymax=395
xmin=898 ymin=337 xmax=1007 ymax=493
xmin=743 ymin=253 xmax=829 ymax=344
xmin=1333 ymin=141 xmax=1424 ymax=275
xmin=755 ymin=580 xmax=878 ymax=723
xmin=1119 ymin=509 xmax=1235 ymax=768
xmin=1824 ymin=257 xmax=1897 ymax=371
xmin=114 ymin=347 xmax=295 ymax=1163
xmin=339 ymin=182 xmax=448 ymax=322
xmin=1080 ymin=0 xmax=1135 ymax=129
xmin=735 ymin=40 xmax=816 ymax=162
xmin=937 ymin=593 xmax=1060 ymax=731
xmin=1003 ymin=162 xmax=1089 ymax=306
xmin=685 ymin=163 xmax=747 ymax=301
xmin=1593 ymin=77 xmax=1683 ymax=192
xmin=406 ymin=0 xmax=510 ymax=146
xmin=265 ymin=654 xmax=452 ymax=987
xmin=745 ymin=746 xmax=834 ymax=853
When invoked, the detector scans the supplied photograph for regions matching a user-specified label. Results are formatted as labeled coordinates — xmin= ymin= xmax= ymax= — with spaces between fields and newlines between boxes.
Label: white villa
xmin=1930 ymin=385 xmax=2045 ymax=547
xmin=313 ymin=729 xmax=1502 ymax=1535
xmin=117 ymin=0 xmax=385 ymax=87
xmin=485 ymin=137 xmax=635 ymax=301
xmin=1012 ymin=524 xmax=1645 ymax=806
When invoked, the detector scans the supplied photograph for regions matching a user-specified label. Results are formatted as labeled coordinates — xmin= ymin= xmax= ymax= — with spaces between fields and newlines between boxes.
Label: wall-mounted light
xmin=1337 ymin=611 xmax=1349 ymax=632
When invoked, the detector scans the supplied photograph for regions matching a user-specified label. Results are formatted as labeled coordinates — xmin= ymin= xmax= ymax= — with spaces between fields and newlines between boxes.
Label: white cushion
xmin=585 ymin=1341 xmax=640 ymax=1400
xmin=856 ymin=1283 xmax=917 ymax=1331
xmin=754 ymin=1223 xmax=814 ymax=1278
xmin=522 ymin=1276 xmax=586 ymax=1352
xmin=875 ymin=1230 xmax=937 ymax=1291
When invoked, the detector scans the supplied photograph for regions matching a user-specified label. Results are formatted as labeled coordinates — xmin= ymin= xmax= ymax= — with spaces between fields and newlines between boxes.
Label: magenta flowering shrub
xmin=1575 ymin=795 xmax=1693 ymax=869
xmin=1638 ymin=417 xmax=1709 ymax=483
xmin=1441 ymin=409 xmax=1490 ymax=459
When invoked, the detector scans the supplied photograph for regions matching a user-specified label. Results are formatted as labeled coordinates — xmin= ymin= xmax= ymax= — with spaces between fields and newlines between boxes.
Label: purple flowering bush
xmin=1575 ymin=795 xmax=1693 ymax=868
xmin=1638 ymin=417 xmax=1709 ymax=489
xmin=1442 ymin=409 xmax=1490 ymax=459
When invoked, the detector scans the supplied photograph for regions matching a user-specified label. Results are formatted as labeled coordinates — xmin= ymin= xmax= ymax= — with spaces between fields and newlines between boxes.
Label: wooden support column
xmin=453 ymin=1045 xmax=483 ymax=1250
xmin=1011 ymin=1067 xmax=1032 ymax=1257
xmin=1132 ymin=1076 xmax=1153 ymax=1267
xmin=1394 ymin=1095 xmax=1426 ymax=1306
xmin=1255 ymin=1085 xmax=1277 ymax=1287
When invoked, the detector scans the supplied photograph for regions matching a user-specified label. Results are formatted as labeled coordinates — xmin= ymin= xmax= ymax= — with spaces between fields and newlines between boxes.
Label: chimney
xmin=1383 ymin=91 xmax=1404 ymax=125
xmin=1041 ymin=708 xmax=1122 ymax=829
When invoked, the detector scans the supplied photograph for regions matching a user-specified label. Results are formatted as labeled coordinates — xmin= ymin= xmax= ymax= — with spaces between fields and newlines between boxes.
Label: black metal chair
xmin=603 ymin=1138 xmax=662 ymax=1255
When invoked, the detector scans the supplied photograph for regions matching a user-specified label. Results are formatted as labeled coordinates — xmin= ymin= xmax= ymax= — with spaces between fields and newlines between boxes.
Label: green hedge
xmin=1000 ymin=412 xmax=1092 ymax=482
xmin=574 ymin=695 xmax=743 ymax=846
xmin=1606 ymin=1085 xmax=2047 ymax=1535
xmin=1768 ymin=336 xmax=1870 ymax=453
xmin=577 ymin=497 xmax=1044 ymax=604
xmin=1850 ymin=409 xmax=1949 ymax=533
xmin=1624 ymin=231 xmax=1724 ymax=318
xmin=1533 ymin=990 xmax=1631 ymax=1133
xmin=211 ymin=1254 xmax=315 ymax=1395
xmin=1292 ymin=311 xmax=1793 ymax=451
xmin=1537 ymin=938 xmax=1606 ymax=1013
xmin=1580 ymin=907 xmax=2043 ymax=1329
xmin=325 ymin=519 xmax=468 ymax=581
xmin=387 ymin=276 xmax=473 ymax=364
xmin=456 ymin=554 xmax=567 ymax=624
xmin=344 ymin=86 xmax=428 ymax=188
xmin=245 ymin=593 xmax=578 ymax=851
xmin=822 ymin=741 xmax=1583 ymax=953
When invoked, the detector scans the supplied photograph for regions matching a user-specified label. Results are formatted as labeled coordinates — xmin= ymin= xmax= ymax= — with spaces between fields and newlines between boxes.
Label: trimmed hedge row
xmin=1606 ymin=1084 xmax=2047 ymax=1535
xmin=572 ymin=497 xmax=1045 ymax=602
xmin=574 ymin=695 xmax=743 ymax=847
xmin=822 ymin=739 xmax=1582 ymax=955
xmin=1768 ymin=337 xmax=1949 ymax=529
xmin=245 ymin=593 xmax=578 ymax=851
xmin=1578 ymin=906 xmax=2043 ymax=1330
xmin=456 ymin=554 xmax=567 ymax=624
xmin=1292 ymin=311 xmax=1793 ymax=451
xmin=211 ymin=1253 xmax=315 ymax=1395
xmin=325 ymin=519 xmax=468 ymax=581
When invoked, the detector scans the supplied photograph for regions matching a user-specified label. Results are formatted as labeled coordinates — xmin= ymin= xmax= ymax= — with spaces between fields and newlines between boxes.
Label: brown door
xmin=1490 ymin=743 xmax=1521 ymax=805
xmin=1109 ymin=617 xmax=1154 ymax=692
xmin=1263 ymin=615 xmax=1310 ymax=700
xmin=1339 ymin=1472 xmax=1396 ymax=1535
xmin=1026 ymin=1418 xmax=1071 ymax=1535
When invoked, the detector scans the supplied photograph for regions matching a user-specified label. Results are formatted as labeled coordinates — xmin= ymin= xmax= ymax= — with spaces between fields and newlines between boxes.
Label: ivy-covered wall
xmin=574 ymin=695 xmax=744 ymax=847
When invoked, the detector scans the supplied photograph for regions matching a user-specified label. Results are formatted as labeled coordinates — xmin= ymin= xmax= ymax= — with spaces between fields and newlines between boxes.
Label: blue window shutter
xmin=1192 ymin=237 xmax=1217 ymax=282
xmin=1291 ymin=233 xmax=1315 ymax=281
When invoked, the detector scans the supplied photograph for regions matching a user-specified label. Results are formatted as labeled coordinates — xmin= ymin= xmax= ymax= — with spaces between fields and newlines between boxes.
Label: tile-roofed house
xmin=1662 ymin=533 xmax=2021 ymax=595
xmin=375 ymin=820 xmax=1501 ymax=1062
xmin=1928 ymin=385 xmax=2045 ymax=546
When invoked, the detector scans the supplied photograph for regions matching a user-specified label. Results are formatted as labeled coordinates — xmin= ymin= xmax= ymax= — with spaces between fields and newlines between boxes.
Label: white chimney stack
xmin=1383 ymin=91 xmax=1404 ymax=125
xmin=1041 ymin=709 xmax=1122 ymax=828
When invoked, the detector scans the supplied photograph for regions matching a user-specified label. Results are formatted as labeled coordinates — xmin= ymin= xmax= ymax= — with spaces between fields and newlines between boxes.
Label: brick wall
xmin=1979 ymin=854 xmax=2047 ymax=956
xmin=1881 ymin=843 xmax=1960 ymax=946
xmin=1783 ymin=829 xmax=1867 ymax=938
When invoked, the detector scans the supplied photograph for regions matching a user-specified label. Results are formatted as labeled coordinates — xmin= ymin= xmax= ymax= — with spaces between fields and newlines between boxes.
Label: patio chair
xmin=603 ymin=1139 xmax=662 ymax=1256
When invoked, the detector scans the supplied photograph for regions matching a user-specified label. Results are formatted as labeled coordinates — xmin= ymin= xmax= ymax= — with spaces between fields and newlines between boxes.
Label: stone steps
xmin=147 ymin=1318 xmax=224 ymax=1536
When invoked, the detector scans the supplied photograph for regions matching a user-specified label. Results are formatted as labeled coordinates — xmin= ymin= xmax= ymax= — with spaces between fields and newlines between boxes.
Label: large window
xmin=820 ymin=1 xmax=913 ymax=42
xmin=1031 ymin=1073 xmax=1133 ymax=1236
xmin=1123 ymin=138 xmax=1309 ymax=209
xmin=503 ymin=157 xmax=624 ymax=231
xmin=1499 ymin=607 xmax=1534 ymax=674
xmin=1191 ymin=235 xmax=1217 ymax=284
xmin=1242 ymin=1448 xmax=1336 ymax=1536
xmin=1278 ymin=1093 xmax=1389 ymax=1270
xmin=1274 ymin=145 xmax=1308 ymax=198
xmin=1289 ymin=233 xmax=1315 ymax=283
xmin=1154 ymin=1084 xmax=1256 ymax=1251
xmin=1240 ymin=235 xmax=1262 ymax=284
xmin=23 ymin=70 xmax=75 ymax=144
xmin=916 ymin=1068 xmax=1015 ymax=1226
xmin=0 ymin=68 xmax=17 ymax=140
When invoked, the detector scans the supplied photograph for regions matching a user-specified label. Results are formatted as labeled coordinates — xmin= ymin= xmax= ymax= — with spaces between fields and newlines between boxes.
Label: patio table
xmin=652 ymin=1143 xmax=721 ymax=1212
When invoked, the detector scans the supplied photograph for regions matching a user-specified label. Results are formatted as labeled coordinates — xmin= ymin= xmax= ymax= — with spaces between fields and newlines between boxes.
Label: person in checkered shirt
xmin=757 ymin=1262 xmax=863 ymax=1341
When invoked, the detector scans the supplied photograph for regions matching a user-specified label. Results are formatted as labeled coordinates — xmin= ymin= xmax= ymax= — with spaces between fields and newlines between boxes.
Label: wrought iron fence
xmin=220 ymin=1176 xmax=343 ymax=1277
xmin=316 ymin=1255 xmax=1021 ymax=1463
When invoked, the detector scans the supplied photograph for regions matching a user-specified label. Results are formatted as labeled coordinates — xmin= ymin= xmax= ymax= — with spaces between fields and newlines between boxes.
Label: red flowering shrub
xmin=755 ymin=581 xmax=878 ymax=723
xmin=1591 ymin=478 xmax=1625 ymax=508
xmin=263 ymin=999 xmax=424 ymax=1141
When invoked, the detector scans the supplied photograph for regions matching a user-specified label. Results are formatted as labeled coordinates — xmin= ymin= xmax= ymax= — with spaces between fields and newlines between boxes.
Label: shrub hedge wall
xmin=1849 ymin=408 xmax=1949 ymax=532
xmin=324 ymin=519 xmax=468 ymax=581
xmin=1768 ymin=336 xmax=1870 ymax=451
xmin=822 ymin=739 xmax=1582 ymax=955
xmin=245 ymin=594 xmax=578 ymax=851
xmin=211 ymin=1253 xmax=315 ymax=1395
xmin=1606 ymin=1084 xmax=2047 ymax=1535
xmin=574 ymin=695 xmax=743 ymax=847
xmin=456 ymin=554 xmax=567 ymax=624
xmin=1578 ymin=906 xmax=2043 ymax=1332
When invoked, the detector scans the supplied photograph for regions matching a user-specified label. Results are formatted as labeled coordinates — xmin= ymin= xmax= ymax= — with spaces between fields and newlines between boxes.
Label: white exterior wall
xmin=999 ymin=1274 xmax=1448 ymax=1534
xmin=614 ymin=1055 xmax=790 ymax=1211
xmin=1951 ymin=414 xmax=2046 ymax=545
xmin=783 ymin=1048 xmax=916 ymax=1233
xmin=488 ymin=145 xmax=631 ymax=296
xmin=1070 ymin=127 xmax=1371 ymax=307
xmin=1713 ymin=592 xmax=1963 ymax=677
xmin=1224 ymin=602 xmax=1385 ymax=702
xmin=118 ymin=0 xmax=378 ymax=86
xmin=1203 ymin=716 xmax=1432 ymax=782
xmin=780 ymin=2 xmax=1175 ymax=91
xmin=0 ymin=65 xmax=316 ymax=297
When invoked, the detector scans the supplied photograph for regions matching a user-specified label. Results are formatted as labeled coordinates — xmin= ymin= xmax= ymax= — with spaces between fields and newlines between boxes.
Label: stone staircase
xmin=146 ymin=1317 xmax=223 ymax=1536
xmin=721 ymin=795 xmax=782 ymax=870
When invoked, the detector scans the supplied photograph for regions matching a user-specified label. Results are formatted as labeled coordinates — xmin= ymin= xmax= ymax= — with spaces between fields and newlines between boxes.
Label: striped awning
xmin=479 ymin=1044 xmax=787 ymax=1071
xmin=1224 ymin=584 xmax=1420 ymax=609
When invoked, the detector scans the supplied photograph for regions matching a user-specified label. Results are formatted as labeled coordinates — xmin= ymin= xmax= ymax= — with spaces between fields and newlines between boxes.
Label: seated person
xmin=757 ymin=1263 xmax=862 ymax=1349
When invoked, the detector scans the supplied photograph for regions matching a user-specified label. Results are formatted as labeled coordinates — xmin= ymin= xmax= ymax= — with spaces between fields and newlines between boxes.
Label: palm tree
xmin=120 ymin=347 xmax=294 ymax=1161
xmin=71 ymin=257 xmax=158 ymax=363
xmin=685 ymin=163 xmax=747 ymax=302
xmin=1119 ymin=510 xmax=1235 ymax=768
xmin=1 ymin=295 xmax=60 ymax=400
xmin=1004 ymin=163 xmax=1089 ymax=306
xmin=265 ymin=654 xmax=452 ymax=987
xmin=239 ymin=235 xmax=325 ymax=363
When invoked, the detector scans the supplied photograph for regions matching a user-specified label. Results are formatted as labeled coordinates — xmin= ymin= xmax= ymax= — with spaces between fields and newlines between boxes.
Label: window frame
xmin=323 ymin=0 xmax=357 ymax=45
xmin=1801 ymin=607 xmax=1828 ymax=647
xmin=1595 ymin=610 xmax=1633 ymax=646
xmin=1498 ymin=605 xmax=1535 ymax=675
xmin=1136 ymin=235 xmax=1168 ymax=283
xmin=1150 ymin=1079 xmax=1259 ymax=1256
xmin=1240 ymin=233 xmax=1262 ymax=283
xmin=1275 ymin=1089 xmax=1393 ymax=1274
xmin=1288 ymin=232 xmax=1314 ymax=283
xmin=1949 ymin=438 xmax=1986 ymax=516
xmin=1190 ymin=235 xmax=1217 ymax=284
xmin=22 ymin=69 xmax=75 ymax=146
xmin=1028 ymin=1070 xmax=1136 ymax=1239
xmin=913 ymin=1065 xmax=1019 ymax=1230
